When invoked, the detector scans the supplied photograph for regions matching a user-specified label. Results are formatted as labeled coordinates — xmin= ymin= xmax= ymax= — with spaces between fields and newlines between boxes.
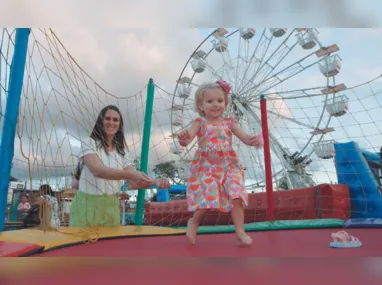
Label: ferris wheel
xmin=169 ymin=28 xmax=348 ymax=190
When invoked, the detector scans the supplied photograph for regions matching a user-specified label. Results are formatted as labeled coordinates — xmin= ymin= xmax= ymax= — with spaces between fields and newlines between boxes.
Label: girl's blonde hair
xmin=194 ymin=82 xmax=230 ymax=116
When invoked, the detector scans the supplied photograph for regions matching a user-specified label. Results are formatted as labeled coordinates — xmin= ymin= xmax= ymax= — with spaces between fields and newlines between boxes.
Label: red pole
xmin=260 ymin=94 xmax=275 ymax=221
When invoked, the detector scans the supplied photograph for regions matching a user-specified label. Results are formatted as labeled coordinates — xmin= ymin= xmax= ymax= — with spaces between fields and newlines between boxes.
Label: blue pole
xmin=0 ymin=28 xmax=30 ymax=232
xmin=156 ymin=189 xmax=170 ymax=202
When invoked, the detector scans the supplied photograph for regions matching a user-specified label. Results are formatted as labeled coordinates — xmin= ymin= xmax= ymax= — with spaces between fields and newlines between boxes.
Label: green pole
xmin=135 ymin=78 xmax=155 ymax=225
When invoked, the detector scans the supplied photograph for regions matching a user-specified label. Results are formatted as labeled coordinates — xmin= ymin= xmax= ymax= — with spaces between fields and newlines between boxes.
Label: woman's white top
xmin=78 ymin=137 xmax=134 ymax=195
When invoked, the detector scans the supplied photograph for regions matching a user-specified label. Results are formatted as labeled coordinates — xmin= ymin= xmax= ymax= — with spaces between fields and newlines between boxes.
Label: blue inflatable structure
xmin=156 ymin=185 xmax=187 ymax=202
xmin=121 ymin=181 xmax=186 ymax=202
xmin=334 ymin=141 xmax=382 ymax=227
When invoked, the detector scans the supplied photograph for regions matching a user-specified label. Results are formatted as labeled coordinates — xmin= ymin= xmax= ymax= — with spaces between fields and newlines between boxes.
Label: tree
xmin=133 ymin=156 xmax=141 ymax=170
xmin=10 ymin=175 xmax=18 ymax=182
xmin=152 ymin=160 xmax=187 ymax=185
xmin=277 ymin=175 xmax=289 ymax=190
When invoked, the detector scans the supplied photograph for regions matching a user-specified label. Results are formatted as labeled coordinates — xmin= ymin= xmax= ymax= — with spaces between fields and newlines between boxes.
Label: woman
xmin=69 ymin=105 xmax=170 ymax=227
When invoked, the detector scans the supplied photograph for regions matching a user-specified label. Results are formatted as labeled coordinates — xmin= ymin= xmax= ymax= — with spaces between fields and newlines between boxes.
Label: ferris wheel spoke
xmin=256 ymin=56 xmax=326 ymax=96
xmin=251 ymin=104 xmax=316 ymax=130
xmin=233 ymin=98 xmax=290 ymax=156
xmin=237 ymin=101 xmax=306 ymax=189
xmin=245 ymin=75 xmax=281 ymax=99
xmin=269 ymin=91 xmax=324 ymax=101
xmin=252 ymin=43 xmax=300 ymax=93
xmin=204 ymin=63 xmax=224 ymax=81
xmin=261 ymin=86 xmax=326 ymax=99
xmin=244 ymin=107 xmax=299 ymax=186
xmin=233 ymin=35 xmax=251 ymax=92
xmin=237 ymin=60 xmax=274 ymax=97
xmin=236 ymin=29 xmax=268 ymax=92
xmin=244 ymin=51 xmax=317 ymax=97
xmin=210 ymin=41 xmax=237 ymax=84
xmin=218 ymin=55 xmax=231 ymax=81
xmin=237 ymin=31 xmax=274 ymax=94
xmin=230 ymin=114 xmax=266 ymax=180
xmin=240 ymin=73 xmax=283 ymax=100
xmin=237 ymin=30 xmax=297 ymax=95
xmin=235 ymin=60 xmax=277 ymax=99
xmin=268 ymin=51 xmax=316 ymax=80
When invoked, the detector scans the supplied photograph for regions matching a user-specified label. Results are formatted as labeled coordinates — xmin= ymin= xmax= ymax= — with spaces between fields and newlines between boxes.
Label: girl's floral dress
xmin=187 ymin=117 xmax=248 ymax=213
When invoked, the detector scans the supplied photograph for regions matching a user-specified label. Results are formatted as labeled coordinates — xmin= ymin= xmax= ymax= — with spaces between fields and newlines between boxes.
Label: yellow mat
xmin=0 ymin=226 xmax=186 ymax=250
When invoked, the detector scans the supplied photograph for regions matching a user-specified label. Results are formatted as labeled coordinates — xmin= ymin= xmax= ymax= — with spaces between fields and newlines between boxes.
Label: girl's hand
xmin=248 ymin=133 xmax=264 ymax=148
xmin=177 ymin=129 xmax=190 ymax=146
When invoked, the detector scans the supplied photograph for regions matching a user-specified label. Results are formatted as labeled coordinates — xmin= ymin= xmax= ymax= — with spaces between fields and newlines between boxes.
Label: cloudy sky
xmin=2 ymin=0 xmax=381 ymax=27
xmin=1 ymin=22 xmax=382 ymax=191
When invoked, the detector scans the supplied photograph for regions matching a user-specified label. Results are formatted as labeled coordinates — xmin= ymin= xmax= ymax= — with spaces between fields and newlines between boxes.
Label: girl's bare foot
xmin=236 ymin=231 xmax=253 ymax=246
xmin=186 ymin=218 xmax=198 ymax=245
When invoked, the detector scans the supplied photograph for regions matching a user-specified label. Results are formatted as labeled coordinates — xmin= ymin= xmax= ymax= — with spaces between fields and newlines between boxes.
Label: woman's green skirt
xmin=69 ymin=191 xmax=120 ymax=227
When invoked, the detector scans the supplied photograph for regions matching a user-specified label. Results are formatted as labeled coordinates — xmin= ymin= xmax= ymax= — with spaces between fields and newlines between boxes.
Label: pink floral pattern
xmin=187 ymin=117 xmax=248 ymax=213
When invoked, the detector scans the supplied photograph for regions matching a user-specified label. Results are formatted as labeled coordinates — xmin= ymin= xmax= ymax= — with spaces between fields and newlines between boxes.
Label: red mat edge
xmin=0 ymin=241 xmax=44 ymax=257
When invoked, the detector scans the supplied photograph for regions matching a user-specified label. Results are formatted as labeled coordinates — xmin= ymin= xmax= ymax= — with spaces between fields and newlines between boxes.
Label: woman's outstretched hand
xmin=154 ymin=178 xmax=171 ymax=189
xmin=129 ymin=171 xmax=154 ymax=189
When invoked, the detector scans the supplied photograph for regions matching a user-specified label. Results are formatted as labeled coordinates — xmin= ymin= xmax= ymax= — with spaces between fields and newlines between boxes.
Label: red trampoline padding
xmin=2 ymin=259 xmax=381 ymax=285
xmin=0 ymin=241 xmax=43 ymax=257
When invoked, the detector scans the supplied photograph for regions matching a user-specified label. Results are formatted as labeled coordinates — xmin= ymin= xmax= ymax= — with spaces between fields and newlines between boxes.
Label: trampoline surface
xmin=33 ymin=228 xmax=382 ymax=257
xmin=1 ymin=224 xmax=382 ymax=284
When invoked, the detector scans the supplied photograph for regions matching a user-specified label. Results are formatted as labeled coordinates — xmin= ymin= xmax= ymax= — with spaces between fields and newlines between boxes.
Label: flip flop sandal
xmin=330 ymin=230 xmax=362 ymax=248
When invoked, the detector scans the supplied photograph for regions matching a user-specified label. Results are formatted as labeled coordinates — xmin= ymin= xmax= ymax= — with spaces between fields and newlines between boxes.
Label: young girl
xmin=177 ymin=80 xmax=263 ymax=246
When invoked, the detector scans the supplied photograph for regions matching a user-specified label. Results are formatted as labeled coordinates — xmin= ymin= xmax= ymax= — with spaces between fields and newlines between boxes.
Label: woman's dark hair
xmin=39 ymin=184 xmax=53 ymax=197
xmin=90 ymin=105 xmax=127 ymax=156
xmin=73 ymin=160 xmax=84 ymax=180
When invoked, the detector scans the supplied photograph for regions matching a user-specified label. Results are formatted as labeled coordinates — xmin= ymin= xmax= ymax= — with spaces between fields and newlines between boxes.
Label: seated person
xmin=17 ymin=195 xmax=31 ymax=221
